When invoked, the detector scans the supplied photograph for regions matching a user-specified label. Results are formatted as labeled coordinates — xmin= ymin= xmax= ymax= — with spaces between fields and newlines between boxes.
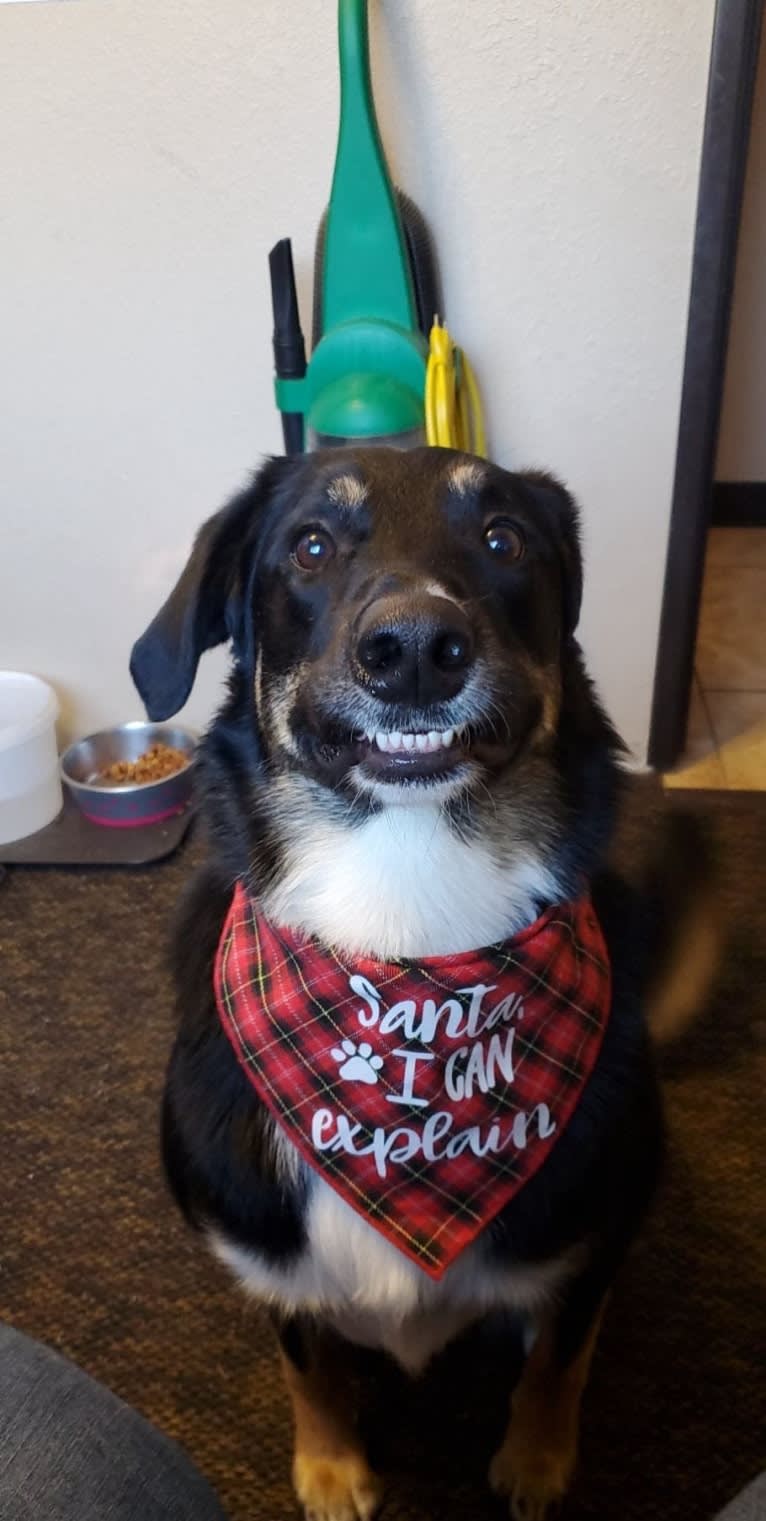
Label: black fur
xmin=134 ymin=447 xmax=665 ymax=1379
xmin=161 ymin=863 xmax=307 ymax=1267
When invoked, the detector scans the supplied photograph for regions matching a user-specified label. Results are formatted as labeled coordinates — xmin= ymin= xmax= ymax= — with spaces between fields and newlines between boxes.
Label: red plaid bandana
xmin=215 ymin=884 xmax=611 ymax=1279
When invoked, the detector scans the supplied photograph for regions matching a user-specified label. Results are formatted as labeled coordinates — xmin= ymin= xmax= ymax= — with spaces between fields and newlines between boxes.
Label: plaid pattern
xmin=215 ymin=884 xmax=611 ymax=1279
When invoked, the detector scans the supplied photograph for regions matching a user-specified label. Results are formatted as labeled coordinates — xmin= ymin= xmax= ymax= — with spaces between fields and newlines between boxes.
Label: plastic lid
xmin=0 ymin=672 xmax=60 ymax=751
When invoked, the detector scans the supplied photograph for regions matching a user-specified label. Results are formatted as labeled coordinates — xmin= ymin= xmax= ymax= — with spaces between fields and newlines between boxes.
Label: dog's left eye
xmin=291 ymin=527 xmax=337 ymax=571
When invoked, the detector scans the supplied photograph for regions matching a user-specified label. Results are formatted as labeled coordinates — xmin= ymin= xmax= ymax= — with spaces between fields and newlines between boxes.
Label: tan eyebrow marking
xmin=447 ymin=460 xmax=486 ymax=497
xmin=326 ymin=474 xmax=369 ymax=509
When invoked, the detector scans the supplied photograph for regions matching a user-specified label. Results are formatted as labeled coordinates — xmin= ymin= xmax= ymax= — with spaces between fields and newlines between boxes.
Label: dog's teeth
xmin=367 ymin=726 xmax=459 ymax=757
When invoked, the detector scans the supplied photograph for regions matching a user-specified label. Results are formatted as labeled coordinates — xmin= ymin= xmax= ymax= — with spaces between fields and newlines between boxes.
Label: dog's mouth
xmin=304 ymin=715 xmax=513 ymax=788
xmin=353 ymin=725 xmax=465 ymax=780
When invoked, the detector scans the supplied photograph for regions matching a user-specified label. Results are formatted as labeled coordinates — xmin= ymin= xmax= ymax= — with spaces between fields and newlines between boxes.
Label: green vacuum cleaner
xmin=269 ymin=0 xmax=443 ymax=452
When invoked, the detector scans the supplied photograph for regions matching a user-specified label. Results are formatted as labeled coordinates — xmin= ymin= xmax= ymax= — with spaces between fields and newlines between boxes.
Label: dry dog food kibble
xmin=101 ymin=743 xmax=188 ymax=785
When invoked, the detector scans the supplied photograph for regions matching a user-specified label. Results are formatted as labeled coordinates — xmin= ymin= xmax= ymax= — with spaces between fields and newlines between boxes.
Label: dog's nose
xmin=355 ymin=595 xmax=475 ymax=704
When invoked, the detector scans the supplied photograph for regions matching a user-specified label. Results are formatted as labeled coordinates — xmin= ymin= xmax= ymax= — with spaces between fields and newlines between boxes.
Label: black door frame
xmin=648 ymin=0 xmax=764 ymax=770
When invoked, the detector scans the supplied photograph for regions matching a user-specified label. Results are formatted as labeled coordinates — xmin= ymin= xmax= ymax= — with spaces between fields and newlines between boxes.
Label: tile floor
xmin=664 ymin=527 xmax=766 ymax=791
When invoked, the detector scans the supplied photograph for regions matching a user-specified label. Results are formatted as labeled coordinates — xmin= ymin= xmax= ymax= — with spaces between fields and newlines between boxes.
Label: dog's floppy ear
xmin=130 ymin=458 xmax=290 ymax=720
xmin=519 ymin=470 xmax=583 ymax=635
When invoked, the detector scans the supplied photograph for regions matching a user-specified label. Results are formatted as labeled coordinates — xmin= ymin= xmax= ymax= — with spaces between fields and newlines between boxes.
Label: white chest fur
xmin=260 ymin=794 xmax=558 ymax=960
xmin=213 ymin=797 xmax=569 ymax=1371
xmin=211 ymin=1182 xmax=578 ymax=1373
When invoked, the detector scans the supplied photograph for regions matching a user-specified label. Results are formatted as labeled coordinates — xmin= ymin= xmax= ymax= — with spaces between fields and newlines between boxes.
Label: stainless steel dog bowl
xmin=60 ymin=721 xmax=196 ymax=828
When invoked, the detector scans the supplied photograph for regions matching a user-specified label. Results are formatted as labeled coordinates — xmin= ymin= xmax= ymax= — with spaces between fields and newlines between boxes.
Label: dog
xmin=131 ymin=446 xmax=715 ymax=1521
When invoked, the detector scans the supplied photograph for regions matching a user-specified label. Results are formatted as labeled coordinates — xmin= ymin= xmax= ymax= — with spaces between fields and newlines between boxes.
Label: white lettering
xmin=461 ymin=982 xmax=499 ymax=1038
xmin=485 ymin=991 xmax=525 ymax=1030
xmin=379 ymin=999 xmax=415 ymax=1038
xmin=443 ymin=997 xmax=469 ymax=1040
xmin=311 ymin=1109 xmax=335 ymax=1148
xmin=333 ymin=1114 xmax=366 ymax=1153
xmin=387 ymin=1129 xmax=421 ymax=1166
xmin=349 ymin=972 xmax=527 ymax=1045
xmin=385 ymin=1047 xmax=435 ymax=1107
xmin=464 ymin=1041 xmax=485 ymax=1097
xmin=418 ymin=998 xmax=439 ymax=1043
xmin=371 ymin=1124 xmax=419 ymax=1178
xmin=444 ymin=1045 xmax=468 ymax=1102
xmin=421 ymin=1110 xmax=453 ymax=1161
xmin=443 ymin=1030 xmax=516 ymax=1102
xmin=445 ymin=1129 xmax=474 ymax=1159
xmin=309 ymin=1102 xmax=558 ymax=1180
xmin=485 ymin=1028 xmax=516 ymax=1088
xmin=511 ymin=1102 xmax=556 ymax=1150
xmin=350 ymin=974 xmax=382 ymax=1029
xmin=468 ymin=1121 xmax=504 ymax=1158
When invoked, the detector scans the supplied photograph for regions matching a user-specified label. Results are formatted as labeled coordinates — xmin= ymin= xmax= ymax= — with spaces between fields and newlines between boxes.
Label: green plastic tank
xmin=271 ymin=0 xmax=438 ymax=450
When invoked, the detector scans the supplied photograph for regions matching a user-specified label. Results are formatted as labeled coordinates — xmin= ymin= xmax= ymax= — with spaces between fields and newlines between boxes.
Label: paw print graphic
xmin=331 ymin=1039 xmax=384 ymax=1085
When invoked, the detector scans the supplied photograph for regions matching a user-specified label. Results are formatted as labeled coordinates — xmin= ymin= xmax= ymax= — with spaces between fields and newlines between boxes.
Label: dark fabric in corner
xmin=0 ymin=1324 xmax=227 ymax=1521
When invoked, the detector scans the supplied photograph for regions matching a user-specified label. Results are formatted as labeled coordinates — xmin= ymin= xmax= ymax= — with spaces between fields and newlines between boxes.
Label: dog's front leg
xmin=489 ymin=1272 xmax=608 ymax=1521
xmin=275 ymin=1316 xmax=383 ymax=1521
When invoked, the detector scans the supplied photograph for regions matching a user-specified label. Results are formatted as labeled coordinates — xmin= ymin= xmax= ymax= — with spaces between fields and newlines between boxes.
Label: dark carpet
xmin=1 ymin=785 xmax=764 ymax=1521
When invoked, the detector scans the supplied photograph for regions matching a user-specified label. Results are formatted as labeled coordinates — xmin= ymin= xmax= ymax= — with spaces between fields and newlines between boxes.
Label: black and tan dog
xmin=131 ymin=447 xmax=714 ymax=1521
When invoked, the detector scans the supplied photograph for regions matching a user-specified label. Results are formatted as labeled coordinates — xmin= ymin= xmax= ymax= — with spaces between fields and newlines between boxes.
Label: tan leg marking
xmin=279 ymin=1341 xmax=383 ymax=1521
xmin=489 ymin=1302 xmax=606 ymax=1520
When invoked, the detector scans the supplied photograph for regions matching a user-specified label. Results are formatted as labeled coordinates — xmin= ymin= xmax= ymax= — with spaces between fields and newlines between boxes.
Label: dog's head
xmin=131 ymin=447 xmax=587 ymax=809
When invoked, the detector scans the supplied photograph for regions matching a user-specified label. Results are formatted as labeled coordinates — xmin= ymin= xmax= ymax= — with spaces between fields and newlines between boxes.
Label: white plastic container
xmin=0 ymin=672 xmax=63 ymax=845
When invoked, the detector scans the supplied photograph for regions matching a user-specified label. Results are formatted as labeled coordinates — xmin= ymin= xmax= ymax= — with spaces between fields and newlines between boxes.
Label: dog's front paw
xmin=488 ymin=1432 xmax=576 ymax=1521
xmin=293 ymin=1451 xmax=383 ymax=1521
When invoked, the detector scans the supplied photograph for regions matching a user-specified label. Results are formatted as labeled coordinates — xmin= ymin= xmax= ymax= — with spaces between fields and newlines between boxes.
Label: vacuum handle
xmin=269 ymin=239 xmax=306 ymax=454
xmin=322 ymin=0 xmax=416 ymax=333
xmin=269 ymin=239 xmax=306 ymax=379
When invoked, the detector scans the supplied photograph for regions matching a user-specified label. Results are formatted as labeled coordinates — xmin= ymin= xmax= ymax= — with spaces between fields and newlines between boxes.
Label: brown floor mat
xmin=1 ymin=783 xmax=764 ymax=1520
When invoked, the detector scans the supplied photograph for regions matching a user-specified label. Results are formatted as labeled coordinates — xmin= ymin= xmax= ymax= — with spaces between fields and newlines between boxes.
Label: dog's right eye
xmin=483 ymin=518 xmax=525 ymax=560
xmin=291 ymin=528 xmax=337 ymax=571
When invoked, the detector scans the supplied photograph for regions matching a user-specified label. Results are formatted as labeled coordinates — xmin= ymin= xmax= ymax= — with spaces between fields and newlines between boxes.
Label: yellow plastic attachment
xmin=425 ymin=319 xmax=486 ymax=457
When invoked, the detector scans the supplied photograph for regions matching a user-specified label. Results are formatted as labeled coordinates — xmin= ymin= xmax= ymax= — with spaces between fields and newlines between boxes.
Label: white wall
xmin=0 ymin=0 xmax=716 ymax=759
xmin=716 ymin=19 xmax=766 ymax=483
